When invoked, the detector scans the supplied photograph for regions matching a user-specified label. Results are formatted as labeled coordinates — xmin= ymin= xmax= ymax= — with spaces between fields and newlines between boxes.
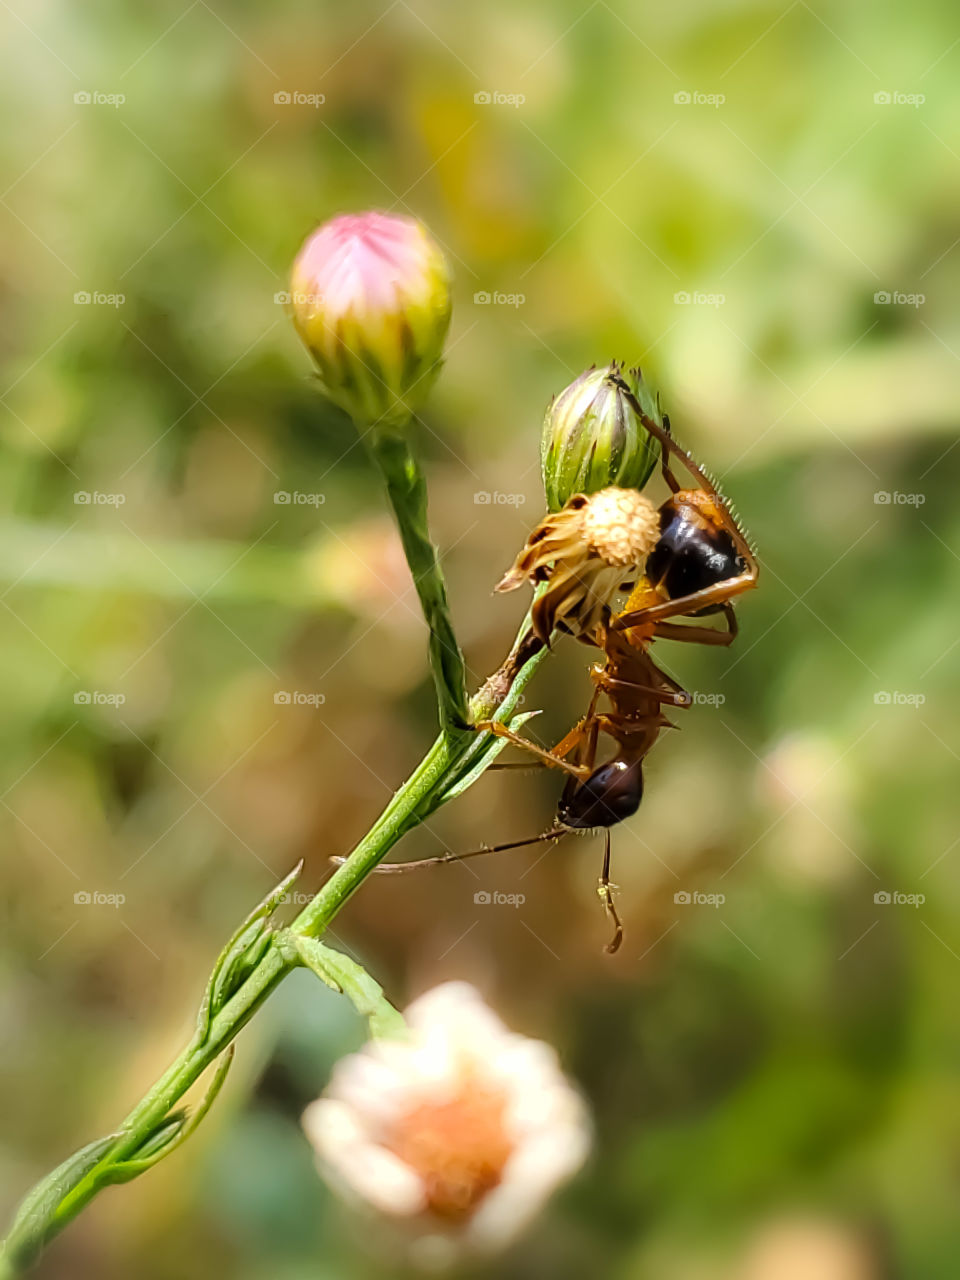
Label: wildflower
xmin=497 ymin=486 xmax=661 ymax=642
xmin=541 ymin=363 xmax=661 ymax=511
xmin=288 ymin=211 xmax=451 ymax=427
xmin=302 ymin=982 xmax=590 ymax=1257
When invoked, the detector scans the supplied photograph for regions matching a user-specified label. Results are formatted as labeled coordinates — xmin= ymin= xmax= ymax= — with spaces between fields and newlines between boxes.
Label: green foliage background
xmin=0 ymin=1 xmax=957 ymax=1277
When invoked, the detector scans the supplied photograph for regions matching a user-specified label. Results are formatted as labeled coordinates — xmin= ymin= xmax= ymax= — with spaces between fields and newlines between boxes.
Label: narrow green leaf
xmin=290 ymin=935 xmax=407 ymax=1040
xmin=436 ymin=710 xmax=540 ymax=805
xmin=103 ymin=1048 xmax=235 ymax=1183
xmin=196 ymin=862 xmax=303 ymax=1041
xmin=2 ymin=1134 xmax=120 ymax=1267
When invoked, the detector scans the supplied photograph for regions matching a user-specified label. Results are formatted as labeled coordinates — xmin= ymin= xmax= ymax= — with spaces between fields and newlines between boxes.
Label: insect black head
xmin=557 ymin=758 xmax=644 ymax=830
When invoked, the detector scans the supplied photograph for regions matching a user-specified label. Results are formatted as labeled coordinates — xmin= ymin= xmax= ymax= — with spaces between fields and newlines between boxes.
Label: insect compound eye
xmin=558 ymin=759 xmax=644 ymax=830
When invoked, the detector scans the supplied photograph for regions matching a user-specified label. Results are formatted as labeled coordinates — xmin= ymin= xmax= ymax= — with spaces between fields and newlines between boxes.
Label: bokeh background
xmin=1 ymin=1 xmax=958 ymax=1277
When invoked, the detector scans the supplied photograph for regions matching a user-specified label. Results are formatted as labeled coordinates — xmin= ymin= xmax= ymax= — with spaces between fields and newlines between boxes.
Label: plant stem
xmin=367 ymin=428 xmax=470 ymax=730
xmin=0 ymin=623 xmax=545 ymax=1274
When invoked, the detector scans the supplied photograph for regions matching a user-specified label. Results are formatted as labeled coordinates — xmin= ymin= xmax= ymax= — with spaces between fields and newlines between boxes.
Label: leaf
xmin=196 ymin=862 xmax=303 ymax=1041
xmin=291 ymin=935 xmax=407 ymax=1041
xmin=2 ymin=1134 xmax=120 ymax=1267
xmin=103 ymin=1048 xmax=235 ymax=1183
xmin=435 ymin=710 xmax=540 ymax=805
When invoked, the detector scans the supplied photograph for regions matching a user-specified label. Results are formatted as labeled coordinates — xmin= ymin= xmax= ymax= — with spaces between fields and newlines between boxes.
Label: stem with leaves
xmin=0 ymin=424 xmax=547 ymax=1277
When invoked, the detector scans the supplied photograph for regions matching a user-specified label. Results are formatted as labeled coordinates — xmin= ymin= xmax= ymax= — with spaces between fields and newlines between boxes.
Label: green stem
xmin=0 ymin=621 xmax=546 ymax=1275
xmin=1 ymin=379 xmax=545 ymax=1272
xmin=367 ymin=428 xmax=470 ymax=730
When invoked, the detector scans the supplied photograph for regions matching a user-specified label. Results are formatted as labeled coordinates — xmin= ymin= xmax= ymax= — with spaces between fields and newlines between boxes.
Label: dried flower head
xmin=288 ymin=211 xmax=451 ymax=427
xmin=302 ymin=982 xmax=590 ymax=1259
xmin=540 ymin=363 xmax=660 ymax=511
xmin=497 ymin=486 xmax=661 ymax=642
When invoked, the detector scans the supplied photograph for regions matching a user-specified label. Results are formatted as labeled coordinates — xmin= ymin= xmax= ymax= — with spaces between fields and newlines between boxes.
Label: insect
xmin=606 ymin=377 xmax=758 ymax=638
xmin=363 ymin=404 xmax=759 ymax=953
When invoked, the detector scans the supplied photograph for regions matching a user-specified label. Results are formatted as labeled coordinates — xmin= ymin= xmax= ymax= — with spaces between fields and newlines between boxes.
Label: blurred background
xmin=0 ymin=1 xmax=957 ymax=1277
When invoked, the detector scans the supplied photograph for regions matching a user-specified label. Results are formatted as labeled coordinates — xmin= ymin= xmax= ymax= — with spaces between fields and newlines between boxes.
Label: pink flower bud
xmin=289 ymin=212 xmax=452 ymax=427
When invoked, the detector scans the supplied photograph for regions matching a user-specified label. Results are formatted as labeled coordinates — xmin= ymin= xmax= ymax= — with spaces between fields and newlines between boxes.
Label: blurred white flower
xmin=302 ymin=982 xmax=590 ymax=1257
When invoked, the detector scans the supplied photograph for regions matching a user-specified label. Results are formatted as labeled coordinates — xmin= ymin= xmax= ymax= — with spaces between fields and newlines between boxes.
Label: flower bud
xmin=289 ymin=211 xmax=452 ymax=427
xmin=540 ymin=363 xmax=661 ymax=511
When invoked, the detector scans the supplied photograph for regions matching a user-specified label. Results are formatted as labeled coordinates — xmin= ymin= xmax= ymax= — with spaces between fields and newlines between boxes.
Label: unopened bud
xmin=540 ymin=363 xmax=661 ymax=511
xmin=289 ymin=211 xmax=452 ymax=427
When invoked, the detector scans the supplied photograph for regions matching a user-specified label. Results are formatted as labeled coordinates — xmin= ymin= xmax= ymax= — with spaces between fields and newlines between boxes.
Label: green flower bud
xmin=540 ymin=363 xmax=662 ymax=512
xmin=289 ymin=211 xmax=452 ymax=428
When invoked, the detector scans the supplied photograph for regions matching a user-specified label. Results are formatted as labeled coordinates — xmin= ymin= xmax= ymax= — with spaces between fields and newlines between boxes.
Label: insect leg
xmin=598 ymin=828 xmax=623 ymax=954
